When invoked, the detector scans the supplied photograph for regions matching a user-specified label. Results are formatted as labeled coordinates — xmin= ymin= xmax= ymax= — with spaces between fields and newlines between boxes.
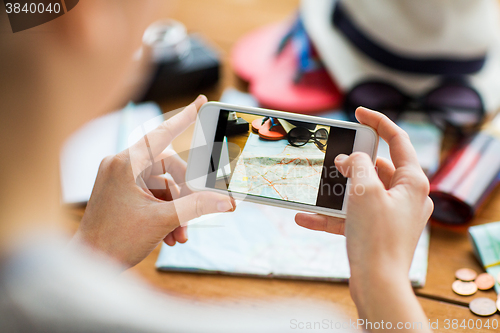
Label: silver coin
xmin=469 ymin=298 xmax=497 ymax=317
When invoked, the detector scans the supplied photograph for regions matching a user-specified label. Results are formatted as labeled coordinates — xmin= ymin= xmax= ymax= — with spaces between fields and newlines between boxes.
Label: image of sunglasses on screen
xmin=251 ymin=117 xmax=327 ymax=152
xmin=287 ymin=127 xmax=329 ymax=152
xmin=343 ymin=79 xmax=485 ymax=133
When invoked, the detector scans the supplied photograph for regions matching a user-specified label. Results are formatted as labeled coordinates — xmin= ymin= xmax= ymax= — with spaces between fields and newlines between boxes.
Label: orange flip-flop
xmin=251 ymin=118 xmax=265 ymax=133
xmin=257 ymin=118 xmax=287 ymax=141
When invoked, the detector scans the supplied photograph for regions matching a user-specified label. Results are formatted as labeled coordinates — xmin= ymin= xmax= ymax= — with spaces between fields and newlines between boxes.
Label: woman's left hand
xmin=73 ymin=95 xmax=235 ymax=268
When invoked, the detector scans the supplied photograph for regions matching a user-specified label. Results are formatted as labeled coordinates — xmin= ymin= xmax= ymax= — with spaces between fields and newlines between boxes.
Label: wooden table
xmin=66 ymin=1 xmax=500 ymax=331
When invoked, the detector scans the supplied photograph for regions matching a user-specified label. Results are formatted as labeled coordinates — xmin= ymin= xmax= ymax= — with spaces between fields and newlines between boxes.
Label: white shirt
xmin=0 ymin=234 xmax=337 ymax=332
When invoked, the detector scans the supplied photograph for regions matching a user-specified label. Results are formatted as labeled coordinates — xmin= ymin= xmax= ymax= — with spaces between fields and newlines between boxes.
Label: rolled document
xmin=430 ymin=114 xmax=500 ymax=224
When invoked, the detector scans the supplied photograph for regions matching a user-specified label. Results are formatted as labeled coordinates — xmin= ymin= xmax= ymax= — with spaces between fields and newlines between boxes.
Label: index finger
xmin=355 ymin=107 xmax=420 ymax=170
xmin=143 ymin=95 xmax=206 ymax=157
xmin=129 ymin=95 xmax=207 ymax=174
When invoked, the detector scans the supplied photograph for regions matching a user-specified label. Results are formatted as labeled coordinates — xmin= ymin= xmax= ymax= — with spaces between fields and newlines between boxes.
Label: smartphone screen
xmin=206 ymin=110 xmax=356 ymax=210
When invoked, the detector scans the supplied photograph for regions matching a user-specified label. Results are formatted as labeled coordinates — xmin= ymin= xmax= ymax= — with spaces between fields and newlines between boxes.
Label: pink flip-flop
xmin=231 ymin=20 xmax=343 ymax=114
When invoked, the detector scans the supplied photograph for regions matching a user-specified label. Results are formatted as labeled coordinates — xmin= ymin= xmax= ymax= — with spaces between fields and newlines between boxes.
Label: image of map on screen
xmin=206 ymin=110 xmax=356 ymax=210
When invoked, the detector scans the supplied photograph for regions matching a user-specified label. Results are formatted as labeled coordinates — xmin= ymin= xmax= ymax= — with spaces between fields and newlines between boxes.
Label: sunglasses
xmin=344 ymin=80 xmax=485 ymax=132
xmin=288 ymin=127 xmax=329 ymax=151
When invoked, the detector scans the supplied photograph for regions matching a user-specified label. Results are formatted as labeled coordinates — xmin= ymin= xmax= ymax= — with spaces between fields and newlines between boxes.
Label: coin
xmin=475 ymin=273 xmax=495 ymax=290
xmin=452 ymin=280 xmax=478 ymax=296
xmin=455 ymin=268 xmax=477 ymax=281
xmin=469 ymin=298 xmax=497 ymax=316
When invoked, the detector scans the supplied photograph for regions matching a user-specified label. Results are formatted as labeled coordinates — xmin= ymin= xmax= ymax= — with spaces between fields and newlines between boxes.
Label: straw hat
xmin=301 ymin=0 xmax=500 ymax=113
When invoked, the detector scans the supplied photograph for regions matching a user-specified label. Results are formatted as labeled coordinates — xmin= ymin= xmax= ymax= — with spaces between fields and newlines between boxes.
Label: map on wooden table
xmin=228 ymin=133 xmax=325 ymax=205
xmin=156 ymin=201 xmax=430 ymax=287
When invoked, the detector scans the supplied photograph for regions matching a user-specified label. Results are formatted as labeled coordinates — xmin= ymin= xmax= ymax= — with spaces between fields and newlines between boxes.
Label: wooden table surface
xmin=66 ymin=1 xmax=500 ymax=331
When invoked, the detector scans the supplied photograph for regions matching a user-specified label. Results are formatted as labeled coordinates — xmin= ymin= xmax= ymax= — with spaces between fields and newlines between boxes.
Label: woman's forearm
xmin=350 ymin=271 xmax=431 ymax=333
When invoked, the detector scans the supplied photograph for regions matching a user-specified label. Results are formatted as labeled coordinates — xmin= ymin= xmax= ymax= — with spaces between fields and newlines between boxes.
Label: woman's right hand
xmin=295 ymin=107 xmax=433 ymax=331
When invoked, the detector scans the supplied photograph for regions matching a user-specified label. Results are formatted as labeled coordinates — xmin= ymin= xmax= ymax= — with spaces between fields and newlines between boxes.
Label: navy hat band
xmin=331 ymin=2 xmax=487 ymax=75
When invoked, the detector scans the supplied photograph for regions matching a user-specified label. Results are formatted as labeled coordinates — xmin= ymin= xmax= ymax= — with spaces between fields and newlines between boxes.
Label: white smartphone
xmin=186 ymin=102 xmax=378 ymax=218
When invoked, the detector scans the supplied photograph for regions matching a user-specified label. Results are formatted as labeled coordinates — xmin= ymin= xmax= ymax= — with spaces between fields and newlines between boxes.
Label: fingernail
xmin=189 ymin=95 xmax=203 ymax=107
xmin=358 ymin=106 xmax=376 ymax=113
xmin=217 ymin=200 xmax=233 ymax=212
xmin=195 ymin=94 xmax=205 ymax=103
xmin=335 ymin=154 xmax=348 ymax=163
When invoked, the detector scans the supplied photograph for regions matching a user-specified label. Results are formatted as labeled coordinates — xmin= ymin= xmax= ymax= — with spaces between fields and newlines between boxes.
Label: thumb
xmin=334 ymin=152 xmax=381 ymax=188
xmin=162 ymin=191 xmax=236 ymax=227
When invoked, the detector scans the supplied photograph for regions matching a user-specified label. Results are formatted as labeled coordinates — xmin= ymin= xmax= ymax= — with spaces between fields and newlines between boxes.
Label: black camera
xmin=140 ymin=20 xmax=221 ymax=101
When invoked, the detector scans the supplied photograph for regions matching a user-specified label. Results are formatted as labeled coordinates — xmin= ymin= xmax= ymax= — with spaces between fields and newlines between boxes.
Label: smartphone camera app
xmin=206 ymin=110 xmax=357 ymax=210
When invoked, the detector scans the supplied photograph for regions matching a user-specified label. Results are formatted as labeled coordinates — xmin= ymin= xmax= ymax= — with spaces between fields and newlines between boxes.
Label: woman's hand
xmin=73 ymin=95 xmax=235 ymax=269
xmin=295 ymin=107 xmax=433 ymax=331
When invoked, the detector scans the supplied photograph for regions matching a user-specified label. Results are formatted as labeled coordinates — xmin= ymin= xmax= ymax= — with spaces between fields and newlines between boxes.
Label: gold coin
xmin=475 ymin=273 xmax=495 ymax=290
xmin=469 ymin=298 xmax=497 ymax=317
xmin=455 ymin=268 xmax=477 ymax=282
xmin=452 ymin=280 xmax=478 ymax=296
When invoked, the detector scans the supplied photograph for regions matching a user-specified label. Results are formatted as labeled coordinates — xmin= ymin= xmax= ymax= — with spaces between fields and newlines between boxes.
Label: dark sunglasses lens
xmin=425 ymin=85 xmax=484 ymax=127
xmin=288 ymin=127 xmax=311 ymax=146
xmin=314 ymin=128 xmax=329 ymax=146
xmin=426 ymin=85 xmax=483 ymax=110
xmin=315 ymin=128 xmax=328 ymax=139
xmin=345 ymin=82 xmax=407 ymax=121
